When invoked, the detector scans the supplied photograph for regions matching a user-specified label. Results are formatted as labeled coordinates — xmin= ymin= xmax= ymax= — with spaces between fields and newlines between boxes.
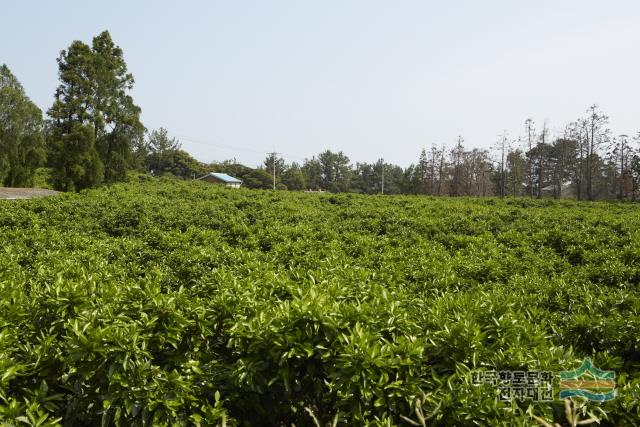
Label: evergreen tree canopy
xmin=0 ymin=64 xmax=46 ymax=187
xmin=47 ymin=31 xmax=143 ymax=191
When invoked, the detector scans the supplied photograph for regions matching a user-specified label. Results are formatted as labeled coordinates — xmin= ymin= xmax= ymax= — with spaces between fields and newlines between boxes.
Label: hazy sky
xmin=2 ymin=1 xmax=640 ymax=167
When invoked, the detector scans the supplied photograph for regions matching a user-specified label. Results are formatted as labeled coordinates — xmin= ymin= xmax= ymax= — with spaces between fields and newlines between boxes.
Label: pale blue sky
xmin=2 ymin=1 xmax=640 ymax=166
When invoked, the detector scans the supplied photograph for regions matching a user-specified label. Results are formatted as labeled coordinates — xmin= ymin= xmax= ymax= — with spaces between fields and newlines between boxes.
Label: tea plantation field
xmin=1 ymin=178 xmax=640 ymax=426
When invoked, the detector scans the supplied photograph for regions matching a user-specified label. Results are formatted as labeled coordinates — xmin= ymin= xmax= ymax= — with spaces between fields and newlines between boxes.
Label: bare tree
xmin=585 ymin=105 xmax=609 ymax=200
xmin=537 ymin=121 xmax=549 ymax=198
xmin=450 ymin=136 xmax=465 ymax=196
xmin=573 ymin=119 xmax=589 ymax=200
xmin=434 ymin=145 xmax=445 ymax=196
xmin=525 ymin=118 xmax=536 ymax=198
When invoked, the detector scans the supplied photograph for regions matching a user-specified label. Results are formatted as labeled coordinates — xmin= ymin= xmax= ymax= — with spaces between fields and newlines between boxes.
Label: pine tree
xmin=145 ymin=127 xmax=181 ymax=174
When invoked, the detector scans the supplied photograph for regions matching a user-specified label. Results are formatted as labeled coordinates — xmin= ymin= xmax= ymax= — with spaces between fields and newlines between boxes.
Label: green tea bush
xmin=1 ymin=179 xmax=639 ymax=425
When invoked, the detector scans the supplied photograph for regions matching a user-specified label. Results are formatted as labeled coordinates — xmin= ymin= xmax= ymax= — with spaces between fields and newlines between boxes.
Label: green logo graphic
xmin=559 ymin=358 xmax=616 ymax=401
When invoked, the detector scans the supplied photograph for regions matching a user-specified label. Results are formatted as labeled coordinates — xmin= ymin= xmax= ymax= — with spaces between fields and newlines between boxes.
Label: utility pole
xmin=619 ymin=134 xmax=628 ymax=200
xmin=500 ymin=132 xmax=507 ymax=198
xmin=494 ymin=132 xmax=507 ymax=198
xmin=267 ymin=151 xmax=280 ymax=190
xmin=381 ymin=158 xmax=385 ymax=194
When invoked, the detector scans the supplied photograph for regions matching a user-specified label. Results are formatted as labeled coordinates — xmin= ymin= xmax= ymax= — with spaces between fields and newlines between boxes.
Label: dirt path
xmin=0 ymin=188 xmax=59 ymax=199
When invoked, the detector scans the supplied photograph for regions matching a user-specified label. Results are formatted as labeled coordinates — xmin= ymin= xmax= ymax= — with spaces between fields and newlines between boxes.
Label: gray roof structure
xmin=198 ymin=172 xmax=243 ymax=184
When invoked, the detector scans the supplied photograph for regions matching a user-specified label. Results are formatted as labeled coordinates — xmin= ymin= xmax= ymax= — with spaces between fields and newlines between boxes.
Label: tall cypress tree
xmin=48 ymin=41 xmax=102 ymax=191
xmin=91 ymin=31 xmax=144 ymax=183
xmin=48 ymin=31 xmax=143 ymax=191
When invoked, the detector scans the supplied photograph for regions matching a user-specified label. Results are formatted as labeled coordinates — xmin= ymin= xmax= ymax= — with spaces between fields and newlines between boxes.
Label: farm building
xmin=197 ymin=172 xmax=243 ymax=188
xmin=540 ymin=181 xmax=576 ymax=199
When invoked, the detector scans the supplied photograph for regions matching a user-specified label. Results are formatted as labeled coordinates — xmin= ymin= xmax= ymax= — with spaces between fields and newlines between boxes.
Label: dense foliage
xmin=47 ymin=31 xmax=144 ymax=191
xmin=0 ymin=65 xmax=45 ymax=187
xmin=1 ymin=179 xmax=640 ymax=425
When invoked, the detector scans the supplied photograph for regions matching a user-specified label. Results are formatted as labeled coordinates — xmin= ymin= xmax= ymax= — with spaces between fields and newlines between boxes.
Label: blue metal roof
xmin=202 ymin=172 xmax=242 ymax=183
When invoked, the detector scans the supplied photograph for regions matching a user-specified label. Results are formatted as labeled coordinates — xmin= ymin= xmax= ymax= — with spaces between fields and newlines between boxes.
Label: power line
xmin=174 ymin=134 xmax=267 ymax=155
xmin=173 ymin=134 xmax=308 ymax=164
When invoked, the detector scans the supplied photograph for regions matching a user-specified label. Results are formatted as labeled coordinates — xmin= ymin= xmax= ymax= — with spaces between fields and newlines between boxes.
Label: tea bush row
xmin=1 ymin=178 xmax=639 ymax=425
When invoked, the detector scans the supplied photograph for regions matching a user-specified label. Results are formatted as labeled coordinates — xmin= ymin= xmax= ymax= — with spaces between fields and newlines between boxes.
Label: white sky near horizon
xmin=2 ymin=1 xmax=640 ymax=167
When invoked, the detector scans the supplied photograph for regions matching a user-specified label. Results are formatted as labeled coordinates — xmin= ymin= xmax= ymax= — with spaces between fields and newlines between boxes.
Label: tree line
xmin=1 ymin=31 xmax=639 ymax=200
xmin=234 ymin=110 xmax=640 ymax=201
